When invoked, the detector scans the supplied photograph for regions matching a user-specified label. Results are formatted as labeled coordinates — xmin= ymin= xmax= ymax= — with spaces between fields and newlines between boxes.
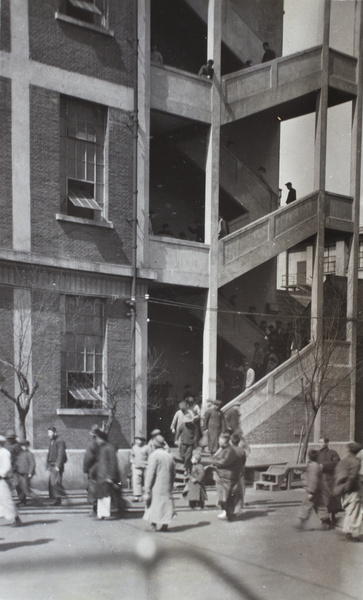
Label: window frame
xmin=59 ymin=96 xmax=107 ymax=224
xmin=61 ymin=295 xmax=106 ymax=410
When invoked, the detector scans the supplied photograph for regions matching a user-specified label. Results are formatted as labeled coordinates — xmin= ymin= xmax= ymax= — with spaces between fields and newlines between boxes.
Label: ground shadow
xmin=0 ymin=538 xmax=53 ymax=552
xmin=166 ymin=521 xmax=211 ymax=533
xmin=235 ymin=510 xmax=269 ymax=521
xmin=18 ymin=520 xmax=60 ymax=527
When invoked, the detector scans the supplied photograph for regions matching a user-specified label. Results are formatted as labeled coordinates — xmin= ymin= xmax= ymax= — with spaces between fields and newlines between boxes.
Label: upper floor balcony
xmin=150 ymin=46 xmax=357 ymax=125
xmin=218 ymin=190 xmax=353 ymax=287
xmin=221 ymin=46 xmax=357 ymax=124
xmin=151 ymin=63 xmax=212 ymax=124
xmin=148 ymin=235 xmax=210 ymax=287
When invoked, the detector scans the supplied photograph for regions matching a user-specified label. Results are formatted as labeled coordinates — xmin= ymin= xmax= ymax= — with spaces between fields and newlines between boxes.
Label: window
xmin=63 ymin=0 xmax=107 ymax=27
xmin=359 ymin=241 xmax=363 ymax=270
xmin=60 ymin=97 xmax=106 ymax=221
xmin=324 ymin=245 xmax=336 ymax=274
xmin=63 ymin=296 xmax=105 ymax=409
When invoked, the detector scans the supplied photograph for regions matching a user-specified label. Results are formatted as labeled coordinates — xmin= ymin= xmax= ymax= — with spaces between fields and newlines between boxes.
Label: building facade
xmin=0 ymin=0 xmax=362 ymax=481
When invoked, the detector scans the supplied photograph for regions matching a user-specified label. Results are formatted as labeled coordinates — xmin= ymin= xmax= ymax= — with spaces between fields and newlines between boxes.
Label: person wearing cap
xmin=182 ymin=448 xmax=207 ymax=509
xmin=0 ymin=435 xmax=22 ymax=526
xmin=94 ymin=428 xmax=123 ymax=519
xmin=178 ymin=410 xmax=197 ymax=476
xmin=147 ymin=429 xmax=170 ymax=455
xmin=170 ymin=400 xmax=189 ymax=444
xmin=83 ymin=425 xmax=100 ymax=513
xmin=212 ymin=432 xmax=239 ymax=521
xmin=46 ymin=426 xmax=68 ymax=506
xmin=130 ymin=434 xmax=148 ymax=502
xmin=334 ymin=442 xmax=362 ymax=541
xmin=203 ymin=399 xmax=226 ymax=455
xmin=285 ymin=182 xmax=297 ymax=204
xmin=143 ymin=434 xmax=176 ymax=532
xmin=15 ymin=440 xmax=36 ymax=506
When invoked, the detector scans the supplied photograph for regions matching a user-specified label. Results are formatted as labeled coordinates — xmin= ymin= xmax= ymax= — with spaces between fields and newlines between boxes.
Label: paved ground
xmin=0 ymin=487 xmax=362 ymax=600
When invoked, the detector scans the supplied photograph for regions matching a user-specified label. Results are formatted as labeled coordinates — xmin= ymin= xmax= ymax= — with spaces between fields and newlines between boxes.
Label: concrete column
xmin=347 ymin=0 xmax=363 ymax=439
xmin=134 ymin=289 xmax=148 ymax=438
xmin=312 ymin=0 xmax=330 ymax=442
xmin=335 ymin=240 xmax=346 ymax=277
xmin=137 ymin=0 xmax=151 ymax=267
xmin=11 ymin=0 xmax=31 ymax=252
xmin=202 ymin=0 xmax=222 ymax=410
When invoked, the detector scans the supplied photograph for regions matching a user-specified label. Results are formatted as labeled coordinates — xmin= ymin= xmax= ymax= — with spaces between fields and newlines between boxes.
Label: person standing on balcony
xmin=262 ymin=42 xmax=276 ymax=63
xmin=244 ymin=360 xmax=255 ymax=390
xmin=151 ymin=44 xmax=163 ymax=65
xmin=285 ymin=182 xmax=297 ymax=204
xmin=198 ymin=59 xmax=214 ymax=79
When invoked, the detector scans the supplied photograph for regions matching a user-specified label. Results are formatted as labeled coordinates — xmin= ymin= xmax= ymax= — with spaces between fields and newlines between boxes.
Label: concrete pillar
xmin=11 ymin=0 xmax=31 ymax=252
xmin=134 ymin=289 xmax=148 ymax=438
xmin=137 ymin=0 xmax=151 ymax=267
xmin=335 ymin=240 xmax=346 ymax=277
xmin=347 ymin=0 xmax=363 ymax=439
xmin=202 ymin=0 xmax=222 ymax=410
xmin=312 ymin=0 xmax=331 ymax=442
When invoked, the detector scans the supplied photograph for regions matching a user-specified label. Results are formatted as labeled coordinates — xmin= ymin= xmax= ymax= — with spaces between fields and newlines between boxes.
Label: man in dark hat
xmin=46 ymin=426 xmax=68 ymax=506
xmin=5 ymin=429 xmax=21 ymax=491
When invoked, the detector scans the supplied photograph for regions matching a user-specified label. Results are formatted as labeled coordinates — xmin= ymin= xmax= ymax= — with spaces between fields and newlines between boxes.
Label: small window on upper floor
xmin=63 ymin=0 xmax=107 ymax=27
xmin=60 ymin=97 xmax=106 ymax=222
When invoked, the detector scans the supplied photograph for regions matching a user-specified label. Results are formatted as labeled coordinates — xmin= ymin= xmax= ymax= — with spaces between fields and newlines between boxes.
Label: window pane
xmin=86 ymin=353 xmax=94 ymax=371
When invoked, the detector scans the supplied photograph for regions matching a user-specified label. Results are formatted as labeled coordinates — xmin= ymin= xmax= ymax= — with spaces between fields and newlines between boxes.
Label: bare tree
xmin=0 ymin=266 xmax=60 ymax=439
xmin=147 ymin=347 xmax=169 ymax=411
xmin=294 ymin=277 xmax=358 ymax=462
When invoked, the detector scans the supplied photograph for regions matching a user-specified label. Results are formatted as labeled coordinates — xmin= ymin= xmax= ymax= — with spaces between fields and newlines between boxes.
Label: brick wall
xmin=0 ymin=0 xmax=10 ymax=53
xmin=31 ymin=292 xmax=133 ymax=450
xmin=30 ymin=86 xmax=133 ymax=265
xmin=0 ymin=77 xmax=12 ymax=248
xmin=28 ymin=0 xmax=134 ymax=87
xmin=248 ymin=379 xmax=351 ymax=445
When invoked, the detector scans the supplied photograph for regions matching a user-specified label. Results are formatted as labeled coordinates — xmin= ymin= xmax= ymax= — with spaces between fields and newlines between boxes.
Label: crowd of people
xmin=1 ymin=420 xmax=362 ymax=541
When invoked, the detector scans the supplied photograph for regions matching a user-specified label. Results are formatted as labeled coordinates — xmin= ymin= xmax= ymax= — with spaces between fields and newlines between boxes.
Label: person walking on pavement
xmin=296 ymin=448 xmax=333 ymax=530
xmin=0 ymin=435 xmax=22 ymax=527
xmin=94 ymin=428 xmax=123 ymax=519
xmin=15 ymin=440 xmax=36 ymax=506
xmin=143 ymin=434 xmax=176 ymax=532
xmin=316 ymin=436 xmax=340 ymax=526
xmin=334 ymin=442 xmax=362 ymax=542
xmin=212 ymin=433 xmax=238 ymax=521
xmin=46 ymin=426 xmax=68 ymax=506
xmin=83 ymin=424 xmax=100 ymax=514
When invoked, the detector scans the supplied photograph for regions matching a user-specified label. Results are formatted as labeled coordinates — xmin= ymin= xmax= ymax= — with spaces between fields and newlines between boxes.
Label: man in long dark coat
xmin=46 ymin=426 xmax=68 ymax=505
xmin=212 ymin=433 xmax=238 ymax=521
xmin=94 ymin=428 xmax=123 ymax=519
xmin=203 ymin=399 xmax=226 ymax=455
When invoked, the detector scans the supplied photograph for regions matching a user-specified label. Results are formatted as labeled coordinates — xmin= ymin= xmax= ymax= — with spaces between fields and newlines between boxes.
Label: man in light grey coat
xmin=143 ymin=435 xmax=175 ymax=532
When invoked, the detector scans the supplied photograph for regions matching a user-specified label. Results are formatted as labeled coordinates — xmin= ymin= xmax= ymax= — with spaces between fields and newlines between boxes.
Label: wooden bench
xmin=254 ymin=463 xmax=307 ymax=491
